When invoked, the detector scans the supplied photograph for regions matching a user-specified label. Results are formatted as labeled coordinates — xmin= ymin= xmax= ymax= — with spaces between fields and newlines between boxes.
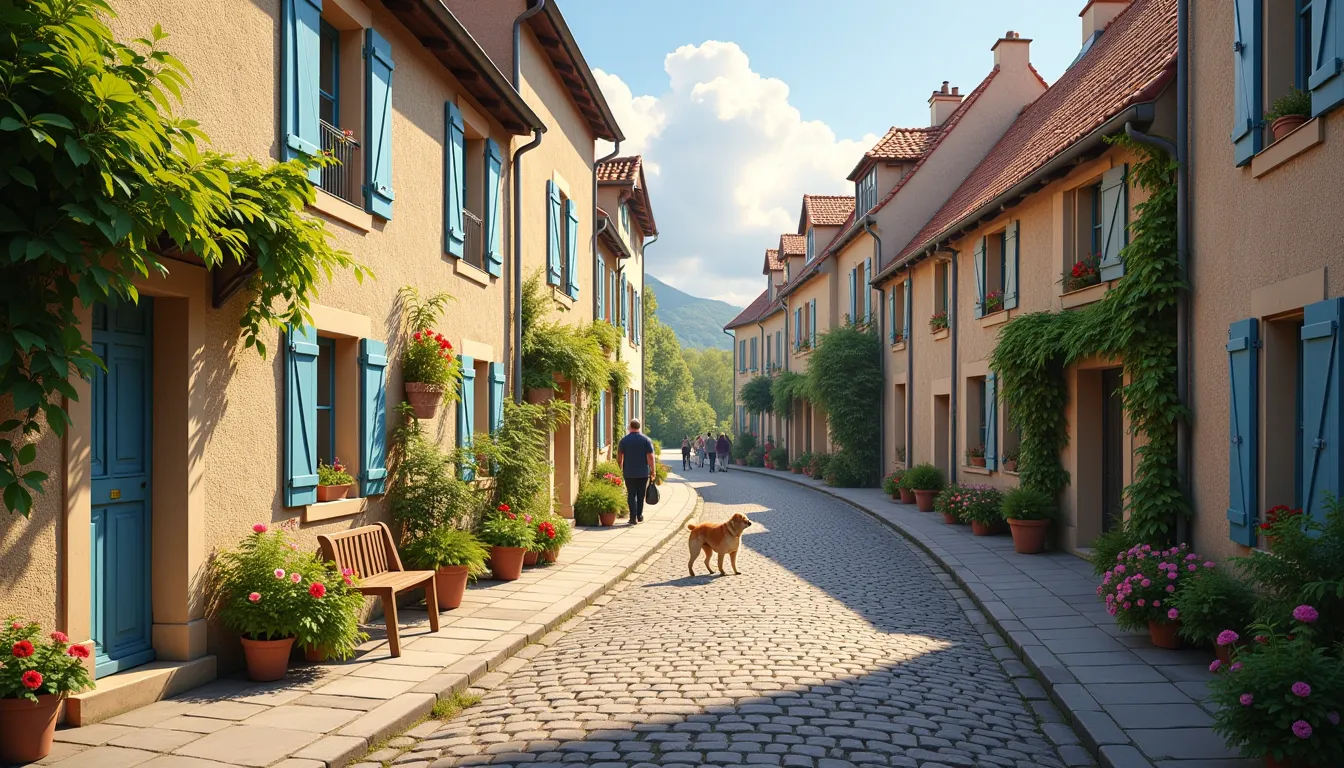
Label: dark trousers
xmin=625 ymin=476 xmax=649 ymax=522
xmin=708 ymin=452 xmax=717 ymax=471
xmin=681 ymin=450 xmax=691 ymax=470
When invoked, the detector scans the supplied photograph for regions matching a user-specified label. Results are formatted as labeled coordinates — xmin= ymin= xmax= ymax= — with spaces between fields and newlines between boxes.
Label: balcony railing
xmin=463 ymin=208 xmax=484 ymax=269
xmin=319 ymin=120 xmax=360 ymax=207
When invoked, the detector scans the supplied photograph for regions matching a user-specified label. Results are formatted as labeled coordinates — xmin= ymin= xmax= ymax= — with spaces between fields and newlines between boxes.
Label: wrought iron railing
xmin=319 ymin=120 xmax=360 ymax=206
xmin=463 ymin=209 xmax=484 ymax=269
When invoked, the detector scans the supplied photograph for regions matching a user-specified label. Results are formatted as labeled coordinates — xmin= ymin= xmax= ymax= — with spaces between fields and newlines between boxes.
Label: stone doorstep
xmin=63 ymin=656 xmax=218 ymax=727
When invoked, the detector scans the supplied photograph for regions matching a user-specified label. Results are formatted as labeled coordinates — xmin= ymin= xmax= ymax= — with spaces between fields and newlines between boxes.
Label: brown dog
xmin=687 ymin=513 xmax=753 ymax=576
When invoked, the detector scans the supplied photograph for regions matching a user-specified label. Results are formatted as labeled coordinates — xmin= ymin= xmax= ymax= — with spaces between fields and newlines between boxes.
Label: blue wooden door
xmin=91 ymin=299 xmax=155 ymax=678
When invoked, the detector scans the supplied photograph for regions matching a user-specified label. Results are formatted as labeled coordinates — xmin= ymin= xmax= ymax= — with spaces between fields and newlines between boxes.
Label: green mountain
xmin=644 ymin=275 xmax=742 ymax=350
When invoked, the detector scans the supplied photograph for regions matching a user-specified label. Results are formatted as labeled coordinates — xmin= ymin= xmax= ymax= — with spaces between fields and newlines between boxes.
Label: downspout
xmin=906 ymin=268 xmax=914 ymax=470
xmin=510 ymin=0 xmax=546 ymax=402
xmin=724 ymin=328 xmax=736 ymax=433
xmin=592 ymin=141 xmax=621 ymax=322
xmin=756 ymin=318 xmax=767 ymax=441
xmin=640 ymin=234 xmax=656 ymax=426
xmin=862 ymin=217 xmax=884 ymax=474
xmin=940 ymin=246 xmax=960 ymax=485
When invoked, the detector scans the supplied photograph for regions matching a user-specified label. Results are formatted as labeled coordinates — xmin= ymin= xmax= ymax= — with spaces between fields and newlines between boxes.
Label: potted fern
xmin=401 ymin=528 xmax=488 ymax=610
xmin=1265 ymin=87 xmax=1311 ymax=142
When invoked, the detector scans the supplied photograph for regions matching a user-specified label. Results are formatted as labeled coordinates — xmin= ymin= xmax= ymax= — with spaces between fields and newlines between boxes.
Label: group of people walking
xmin=680 ymin=432 xmax=732 ymax=472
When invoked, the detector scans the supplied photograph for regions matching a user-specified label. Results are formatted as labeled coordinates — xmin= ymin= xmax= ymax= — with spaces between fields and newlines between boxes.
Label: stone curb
xmin=316 ymin=486 xmax=704 ymax=768
xmin=735 ymin=467 xmax=1117 ymax=768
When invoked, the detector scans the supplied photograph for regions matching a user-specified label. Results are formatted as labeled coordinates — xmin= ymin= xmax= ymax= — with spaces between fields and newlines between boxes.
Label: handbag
xmin=645 ymin=481 xmax=660 ymax=506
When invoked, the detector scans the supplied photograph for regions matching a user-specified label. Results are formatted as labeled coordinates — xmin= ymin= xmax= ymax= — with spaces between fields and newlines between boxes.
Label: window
xmin=619 ymin=202 xmax=631 ymax=237
xmin=806 ymin=228 xmax=816 ymax=263
xmin=934 ymin=261 xmax=950 ymax=316
xmin=750 ymin=337 xmax=758 ymax=370
xmin=979 ymin=231 xmax=1006 ymax=315
xmin=764 ymin=338 xmax=771 ymax=371
xmin=316 ymin=337 xmax=336 ymax=466
xmin=559 ymin=189 xmax=571 ymax=290
xmin=1263 ymin=314 xmax=1306 ymax=512
xmin=775 ymin=331 xmax=782 ymax=368
xmin=740 ymin=340 xmax=747 ymax=372
xmin=546 ymin=181 xmax=579 ymax=296
xmin=319 ymin=21 xmax=340 ymax=126
xmin=893 ymin=383 xmax=907 ymax=465
xmin=855 ymin=169 xmax=878 ymax=216
xmin=892 ymin=282 xmax=907 ymax=342
xmin=967 ymin=376 xmax=987 ymax=460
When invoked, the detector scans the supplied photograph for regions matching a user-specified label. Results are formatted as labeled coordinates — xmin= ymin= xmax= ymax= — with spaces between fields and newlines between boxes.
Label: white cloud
xmin=595 ymin=42 xmax=878 ymax=306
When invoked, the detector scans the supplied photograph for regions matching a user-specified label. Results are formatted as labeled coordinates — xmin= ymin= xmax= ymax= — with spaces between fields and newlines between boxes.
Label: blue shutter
xmin=1232 ymin=0 xmax=1263 ymax=165
xmin=284 ymin=324 xmax=320 ymax=507
xmin=484 ymin=139 xmax=503 ymax=275
xmin=1309 ymin=0 xmax=1344 ymax=115
xmin=359 ymin=338 xmax=388 ymax=496
xmin=546 ymin=181 xmax=562 ymax=285
xmin=282 ymin=0 xmax=322 ymax=183
xmin=888 ymin=290 xmax=896 ymax=343
xmin=635 ymin=292 xmax=642 ymax=344
xmin=865 ymin=258 xmax=873 ymax=322
xmin=619 ymin=272 xmax=628 ymax=334
xmin=984 ymin=373 xmax=998 ymax=471
xmin=443 ymin=101 xmax=465 ymax=257
xmin=1301 ymin=298 xmax=1344 ymax=521
xmin=364 ymin=28 xmax=394 ymax=218
xmin=1226 ymin=318 xmax=1259 ymax=545
xmin=903 ymin=278 xmax=912 ymax=341
xmin=596 ymin=391 xmax=606 ymax=449
xmin=972 ymin=237 xmax=986 ymax=318
xmin=848 ymin=269 xmax=857 ymax=322
xmin=596 ymin=262 xmax=606 ymax=321
xmin=564 ymin=198 xmax=580 ymax=298
xmin=1098 ymin=165 xmax=1128 ymax=281
xmin=1004 ymin=221 xmax=1020 ymax=310
xmin=809 ymin=300 xmax=817 ymax=347
xmin=457 ymin=356 xmax=476 ymax=481
xmin=793 ymin=309 xmax=800 ymax=348
xmin=488 ymin=362 xmax=505 ymax=435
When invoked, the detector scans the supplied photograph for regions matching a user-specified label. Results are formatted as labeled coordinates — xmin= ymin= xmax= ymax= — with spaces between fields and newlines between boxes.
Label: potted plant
xmin=903 ymin=463 xmax=944 ymax=512
xmin=401 ymin=528 xmax=488 ymax=610
xmin=809 ymin=452 xmax=833 ymax=479
xmin=1168 ymin=566 xmax=1257 ymax=663
xmin=1259 ymin=505 xmax=1303 ymax=551
xmin=959 ymin=484 xmax=1006 ymax=536
xmin=0 ymin=620 xmax=94 ymax=764
xmin=769 ymin=447 xmax=788 ymax=470
xmin=317 ymin=458 xmax=354 ymax=502
xmin=213 ymin=525 xmax=356 ymax=680
xmin=1065 ymin=253 xmax=1102 ymax=292
xmin=1002 ymin=486 xmax=1055 ymax=554
xmin=1209 ymin=608 xmax=1344 ymax=767
xmin=1098 ymin=543 xmax=1212 ymax=648
xmin=478 ymin=504 xmax=534 ymax=581
xmin=882 ymin=470 xmax=905 ymax=501
xmin=574 ymin=481 xmax=627 ymax=527
xmin=983 ymin=290 xmax=1005 ymax=314
xmin=934 ymin=484 xmax=966 ymax=525
xmin=929 ymin=310 xmax=949 ymax=333
xmin=1001 ymin=448 xmax=1020 ymax=473
xmin=398 ymin=287 xmax=463 ymax=419
xmin=535 ymin=513 xmax=573 ymax=563
xmin=791 ymin=453 xmax=810 ymax=474
xmin=965 ymin=444 xmax=986 ymax=468
xmin=1265 ymin=87 xmax=1312 ymax=142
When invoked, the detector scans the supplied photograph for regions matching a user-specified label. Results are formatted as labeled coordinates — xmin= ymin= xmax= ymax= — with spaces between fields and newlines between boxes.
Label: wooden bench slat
xmin=316 ymin=522 xmax=439 ymax=656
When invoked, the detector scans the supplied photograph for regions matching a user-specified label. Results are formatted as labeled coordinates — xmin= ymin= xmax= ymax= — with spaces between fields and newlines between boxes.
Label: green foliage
xmin=768 ymin=447 xmax=788 ymax=468
xmin=746 ymin=446 xmax=766 ymax=467
xmin=644 ymin=287 xmax=721 ymax=442
xmin=740 ymin=374 xmax=774 ymax=414
xmin=573 ymin=481 xmax=627 ymax=525
xmin=793 ymin=451 xmax=813 ymax=471
xmin=731 ymin=432 xmax=757 ymax=460
xmin=432 ymin=690 xmax=482 ymax=721
xmin=882 ymin=470 xmax=904 ymax=496
xmin=805 ymin=323 xmax=882 ymax=486
xmin=654 ymin=462 xmax=669 ymax=484
xmin=1086 ymin=519 xmax=1143 ymax=576
xmin=644 ymin=275 xmax=741 ymax=350
xmin=937 ymin=484 xmax=1003 ymax=524
xmin=592 ymin=460 xmax=623 ymax=481
xmin=389 ymin=405 xmax=482 ymax=540
xmin=1235 ymin=493 xmax=1344 ymax=640
xmin=991 ymin=138 xmax=1185 ymax=542
xmin=809 ymin=452 xmax=832 ymax=477
xmin=399 ymin=528 xmax=488 ymax=575
xmin=520 ymin=274 xmax=615 ymax=397
xmin=0 ymin=1 xmax=368 ymax=515
xmin=477 ymin=510 xmax=535 ymax=549
xmin=401 ymin=331 xmax=462 ymax=392
xmin=0 ymin=618 xmax=93 ymax=701
xmin=317 ymin=458 xmax=353 ymax=487
xmin=1265 ymin=87 xmax=1312 ymax=121
xmin=770 ymin=370 xmax=809 ymax=418
xmin=472 ymin=399 xmax=569 ymax=517
xmin=1001 ymin=487 xmax=1057 ymax=522
xmin=824 ymin=449 xmax=871 ymax=488
xmin=1169 ymin=565 xmax=1258 ymax=646
xmin=901 ymin=463 xmax=944 ymax=492
xmin=683 ymin=347 xmax=733 ymax=425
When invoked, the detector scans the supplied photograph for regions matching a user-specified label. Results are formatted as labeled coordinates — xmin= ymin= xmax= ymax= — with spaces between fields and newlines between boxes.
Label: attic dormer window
xmin=856 ymin=169 xmax=878 ymax=216
xmin=806 ymin=228 xmax=815 ymax=263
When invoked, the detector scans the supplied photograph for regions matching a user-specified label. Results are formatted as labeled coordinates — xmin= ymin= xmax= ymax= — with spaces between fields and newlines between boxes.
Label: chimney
xmin=991 ymin=30 xmax=1032 ymax=71
xmin=928 ymin=81 xmax=964 ymax=127
xmin=1080 ymin=0 xmax=1131 ymax=41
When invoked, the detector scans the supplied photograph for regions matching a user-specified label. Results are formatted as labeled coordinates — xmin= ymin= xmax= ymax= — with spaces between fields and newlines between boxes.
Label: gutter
xmin=1176 ymin=0 xmax=1191 ymax=546
xmin=862 ymin=218 xmax=885 ymax=475
xmin=875 ymin=102 xmax=1157 ymax=283
xmin=510 ymin=0 xmax=547 ymax=402
xmin=724 ymin=328 xmax=736 ymax=434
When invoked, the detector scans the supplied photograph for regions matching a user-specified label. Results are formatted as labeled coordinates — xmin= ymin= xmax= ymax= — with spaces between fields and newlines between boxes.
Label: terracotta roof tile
xmin=596 ymin=155 xmax=658 ymax=236
xmin=724 ymin=289 xmax=773 ymax=330
xmin=596 ymin=156 xmax=641 ymax=182
xmin=892 ymin=0 xmax=1176 ymax=266
xmin=763 ymin=248 xmax=784 ymax=275
xmin=870 ymin=127 xmax=941 ymax=161
xmin=801 ymin=195 xmax=856 ymax=227
xmin=779 ymin=234 xmax=806 ymax=257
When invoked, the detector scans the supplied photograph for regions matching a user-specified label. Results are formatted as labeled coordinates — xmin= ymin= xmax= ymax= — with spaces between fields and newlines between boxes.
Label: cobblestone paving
xmin=414 ymin=471 xmax=1075 ymax=768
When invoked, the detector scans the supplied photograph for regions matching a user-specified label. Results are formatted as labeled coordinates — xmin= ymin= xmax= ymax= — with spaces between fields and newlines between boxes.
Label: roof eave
xmin=529 ymin=1 xmax=624 ymax=142
xmin=597 ymin=215 xmax=635 ymax=260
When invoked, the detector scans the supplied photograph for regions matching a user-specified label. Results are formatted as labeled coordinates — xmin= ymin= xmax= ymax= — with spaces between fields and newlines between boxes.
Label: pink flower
xmin=1293 ymin=682 xmax=1312 ymax=698
xmin=1137 ymin=599 xmax=1146 ymax=607
xmin=1167 ymin=572 xmax=1178 ymax=580
xmin=253 ymin=523 xmax=268 ymax=533
xmin=1230 ymin=662 xmax=1242 ymax=671
xmin=1203 ymin=561 xmax=1215 ymax=568
xmin=9 ymin=622 xmax=21 ymax=630
xmin=248 ymin=592 xmax=261 ymax=603
xmin=49 ymin=631 xmax=68 ymax=643
xmin=1240 ymin=693 xmax=1254 ymax=706
xmin=1168 ymin=608 xmax=1180 ymax=620
xmin=1166 ymin=585 xmax=1176 ymax=593
xmin=1187 ymin=564 xmax=1197 ymax=572
xmin=1115 ymin=565 xmax=1126 ymax=574
xmin=1217 ymin=630 xmax=1240 ymax=647
xmin=1255 ymin=635 xmax=1269 ymax=644
xmin=1141 ymin=579 xmax=1151 ymax=588
xmin=274 ymin=569 xmax=286 ymax=579
xmin=1293 ymin=605 xmax=1320 ymax=623
xmin=1328 ymin=712 xmax=1340 ymax=726
xmin=290 ymin=572 xmax=302 ymax=583
xmin=1153 ymin=601 xmax=1161 ymax=607
xmin=1209 ymin=660 xmax=1222 ymax=672
xmin=1292 ymin=720 xmax=1312 ymax=739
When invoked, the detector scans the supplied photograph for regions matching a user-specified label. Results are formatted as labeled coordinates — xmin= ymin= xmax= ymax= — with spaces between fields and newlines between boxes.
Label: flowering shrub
xmin=1260 ymin=505 xmax=1302 ymax=538
xmin=928 ymin=311 xmax=949 ymax=332
xmin=1210 ymin=608 xmax=1344 ymax=763
xmin=882 ymin=470 xmax=905 ymax=496
xmin=1239 ymin=492 xmax=1344 ymax=641
xmin=477 ymin=506 xmax=536 ymax=549
xmin=1168 ymin=565 xmax=1258 ymax=647
xmin=528 ymin=512 xmax=573 ymax=552
xmin=901 ymin=463 xmax=944 ymax=492
xmin=317 ymin=458 xmax=353 ymax=487
xmin=1096 ymin=543 xmax=1213 ymax=631
xmin=935 ymin=484 xmax=1002 ymax=525
xmin=0 ymin=619 xmax=93 ymax=702
xmin=211 ymin=527 xmax=365 ymax=657
xmin=983 ymin=290 xmax=1005 ymax=313
xmin=1065 ymin=253 xmax=1101 ymax=292
xmin=402 ymin=329 xmax=463 ymax=392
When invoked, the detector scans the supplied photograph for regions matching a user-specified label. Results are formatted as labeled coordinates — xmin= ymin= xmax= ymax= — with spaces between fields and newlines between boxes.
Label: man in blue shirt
xmin=617 ymin=419 xmax=656 ymax=525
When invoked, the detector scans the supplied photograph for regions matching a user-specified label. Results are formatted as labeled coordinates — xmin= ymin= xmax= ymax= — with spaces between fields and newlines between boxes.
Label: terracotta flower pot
xmin=792 ymin=467 xmax=802 ymax=474
xmin=970 ymin=520 xmax=1001 ymax=536
xmin=1271 ymin=114 xmax=1307 ymax=142
xmin=435 ymin=565 xmax=471 ymax=610
xmin=941 ymin=511 xmax=960 ymax=525
xmin=240 ymin=636 xmax=295 ymax=682
xmin=1003 ymin=460 xmax=1017 ymax=473
xmin=523 ymin=550 xmax=539 ymax=566
xmin=969 ymin=457 xmax=986 ymax=468
xmin=303 ymin=645 xmax=329 ymax=663
xmin=541 ymin=548 xmax=560 ymax=563
xmin=0 ymin=693 xmax=62 ymax=764
xmin=316 ymin=483 xmax=351 ymax=502
xmin=899 ymin=488 xmax=916 ymax=504
xmin=404 ymin=382 xmax=444 ymax=419
xmin=1264 ymin=535 xmax=1278 ymax=551
xmin=489 ymin=546 xmax=525 ymax=581
xmin=1215 ymin=642 xmax=1236 ymax=667
xmin=1149 ymin=619 xmax=1182 ymax=650
xmin=1007 ymin=518 xmax=1049 ymax=554
xmin=599 ymin=512 xmax=617 ymax=527
xmin=913 ymin=490 xmax=937 ymax=512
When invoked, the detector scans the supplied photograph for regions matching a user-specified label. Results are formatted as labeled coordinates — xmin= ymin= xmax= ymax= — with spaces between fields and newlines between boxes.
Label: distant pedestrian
xmin=680 ymin=437 xmax=692 ymax=470
xmin=617 ymin=420 xmax=656 ymax=525
xmin=706 ymin=431 xmax=718 ymax=472
xmin=696 ymin=434 xmax=707 ymax=467
xmin=716 ymin=433 xmax=732 ymax=472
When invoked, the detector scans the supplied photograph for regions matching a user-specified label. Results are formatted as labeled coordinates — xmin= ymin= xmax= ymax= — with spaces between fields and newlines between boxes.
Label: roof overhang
xmin=527 ymin=0 xmax=624 ymax=142
xmin=596 ymin=212 xmax=635 ymax=260
xmin=599 ymin=165 xmax=658 ymax=236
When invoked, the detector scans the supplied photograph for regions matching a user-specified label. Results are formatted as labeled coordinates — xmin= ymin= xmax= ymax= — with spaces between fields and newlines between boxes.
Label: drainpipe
xmin=724 ymin=328 xmax=736 ymax=434
xmin=906 ymin=268 xmax=914 ymax=470
xmin=510 ymin=0 xmax=546 ymax=402
xmin=862 ymin=217 xmax=885 ymax=474
xmin=592 ymin=141 xmax=621 ymax=322
xmin=939 ymin=246 xmax=960 ymax=485
xmin=640 ymin=234 xmax=656 ymax=427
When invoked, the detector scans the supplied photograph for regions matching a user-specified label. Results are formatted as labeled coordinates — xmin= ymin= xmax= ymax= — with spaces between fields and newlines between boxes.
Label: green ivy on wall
xmin=990 ymin=137 xmax=1187 ymax=543
xmin=770 ymin=370 xmax=809 ymax=418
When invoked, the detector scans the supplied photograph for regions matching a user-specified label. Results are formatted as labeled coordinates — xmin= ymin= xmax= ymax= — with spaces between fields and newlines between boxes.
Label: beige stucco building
xmin=0 ymin=0 xmax=645 ymax=724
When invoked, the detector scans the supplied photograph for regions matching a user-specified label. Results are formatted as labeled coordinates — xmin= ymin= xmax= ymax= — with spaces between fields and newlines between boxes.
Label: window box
xmin=979 ymin=310 xmax=1010 ymax=329
xmin=1061 ymin=281 xmax=1109 ymax=309
xmin=932 ymin=328 xmax=950 ymax=341
xmin=963 ymin=465 xmax=991 ymax=476
xmin=1251 ymin=117 xmax=1324 ymax=178
xmin=891 ymin=340 xmax=907 ymax=353
xmin=302 ymin=497 xmax=366 ymax=523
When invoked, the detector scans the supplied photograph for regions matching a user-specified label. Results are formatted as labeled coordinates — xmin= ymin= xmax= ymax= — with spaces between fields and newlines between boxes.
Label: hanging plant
xmin=740 ymin=374 xmax=774 ymax=415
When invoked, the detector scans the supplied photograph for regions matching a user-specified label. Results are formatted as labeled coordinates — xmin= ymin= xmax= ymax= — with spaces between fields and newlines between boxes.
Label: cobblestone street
xmin=418 ymin=470 xmax=1077 ymax=768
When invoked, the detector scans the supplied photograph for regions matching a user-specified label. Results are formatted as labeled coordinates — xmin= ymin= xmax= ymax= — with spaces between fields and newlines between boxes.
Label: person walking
xmin=706 ymin=430 xmax=718 ymax=472
xmin=680 ymin=436 xmax=692 ymax=470
xmin=716 ymin=433 xmax=732 ymax=472
xmin=617 ymin=419 xmax=656 ymax=525
xmin=696 ymin=434 xmax=706 ymax=468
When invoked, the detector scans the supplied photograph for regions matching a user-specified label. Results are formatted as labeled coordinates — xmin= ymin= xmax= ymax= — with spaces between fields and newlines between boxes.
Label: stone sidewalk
xmin=34 ymin=474 xmax=699 ymax=768
xmin=738 ymin=466 xmax=1255 ymax=768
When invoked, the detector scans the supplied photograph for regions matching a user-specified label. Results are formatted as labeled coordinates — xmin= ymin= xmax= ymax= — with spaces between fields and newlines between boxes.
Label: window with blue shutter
xmin=546 ymin=181 xmax=562 ymax=286
xmin=596 ymin=391 xmax=607 ymax=448
xmin=484 ymin=139 xmax=503 ymax=276
xmin=443 ymin=102 xmax=465 ymax=258
xmin=809 ymin=300 xmax=817 ymax=347
xmin=619 ymin=272 xmax=628 ymax=334
xmin=488 ymin=362 xmax=505 ymax=435
xmin=1308 ymin=0 xmax=1344 ymax=115
xmin=564 ymin=199 xmax=579 ymax=298
xmin=1004 ymin=221 xmax=1020 ymax=310
xmin=282 ymin=0 xmax=322 ymax=184
xmin=864 ymin=258 xmax=873 ymax=322
xmin=1227 ymin=318 xmax=1259 ymax=545
xmin=984 ymin=373 xmax=998 ymax=471
xmin=848 ymin=268 xmax=857 ymax=322
xmin=284 ymin=325 xmax=320 ymax=507
xmin=1232 ymin=0 xmax=1264 ymax=164
xmin=888 ymin=290 xmax=896 ymax=343
xmin=1098 ymin=165 xmax=1128 ymax=281
xmin=739 ymin=340 xmax=746 ymax=372
xmin=457 ymin=356 xmax=476 ymax=480
xmin=903 ymin=278 xmax=912 ymax=340
xmin=596 ymin=262 xmax=606 ymax=321
xmin=364 ymin=28 xmax=394 ymax=219
xmin=973 ymin=237 xmax=986 ymax=319
xmin=359 ymin=339 xmax=388 ymax=496
xmin=793 ymin=309 xmax=800 ymax=349
xmin=1300 ymin=298 xmax=1344 ymax=521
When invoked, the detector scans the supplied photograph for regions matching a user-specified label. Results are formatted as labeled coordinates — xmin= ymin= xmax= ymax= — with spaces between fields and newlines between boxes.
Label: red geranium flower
xmin=67 ymin=644 xmax=90 ymax=659
xmin=21 ymin=670 xmax=43 ymax=690
xmin=498 ymin=504 xmax=510 ymax=512
xmin=309 ymin=582 xmax=327 ymax=599
xmin=50 ymin=631 xmax=68 ymax=643
xmin=12 ymin=640 xmax=34 ymax=658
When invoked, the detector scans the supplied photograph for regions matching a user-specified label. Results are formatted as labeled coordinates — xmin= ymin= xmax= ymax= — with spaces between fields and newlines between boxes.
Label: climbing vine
xmin=0 ymin=2 xmax=368 ymax=515
xmin=805 ymin=321 xmax=883 ymax=486
xmin=991 ymin=137 xmax=1187 ymax=542
xmin=740 ymin=374 xmax=774 ymax=415
xmin=770 ymin=370 xmax=809 ymax=418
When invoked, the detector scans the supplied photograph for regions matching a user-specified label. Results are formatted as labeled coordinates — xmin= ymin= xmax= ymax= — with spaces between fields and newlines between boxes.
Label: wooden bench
xmin=317 ymin=522 xmax=439 ymax=657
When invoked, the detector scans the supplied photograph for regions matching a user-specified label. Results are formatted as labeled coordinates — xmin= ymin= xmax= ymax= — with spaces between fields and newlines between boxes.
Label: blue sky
xmin=563 ymin=1 xmax=1088 ymax=305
